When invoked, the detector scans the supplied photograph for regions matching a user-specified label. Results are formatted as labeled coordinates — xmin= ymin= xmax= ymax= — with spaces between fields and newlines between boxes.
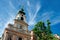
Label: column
xmin=4 ymin=32 xmax=8 ymax=40
xmin=12 ymin=35 xmax=17 ymax=40
xmin=31 ymin=31 xmax=36 ymax=40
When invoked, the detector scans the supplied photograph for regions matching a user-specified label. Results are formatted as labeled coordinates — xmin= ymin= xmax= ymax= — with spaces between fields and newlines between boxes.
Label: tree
xmin=33 ymin=20 xmax=58 ymax=40
xmin=33 ymin=21 xmax=46 ymax=40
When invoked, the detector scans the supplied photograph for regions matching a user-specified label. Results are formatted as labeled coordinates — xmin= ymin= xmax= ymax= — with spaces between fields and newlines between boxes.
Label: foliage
xmin=33 ymin=20 xmax=58 ymax=40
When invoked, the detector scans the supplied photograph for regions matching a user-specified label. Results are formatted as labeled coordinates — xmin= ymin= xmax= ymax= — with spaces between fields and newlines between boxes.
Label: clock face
xmin=17 ymin=24 xmax=22 ymax=29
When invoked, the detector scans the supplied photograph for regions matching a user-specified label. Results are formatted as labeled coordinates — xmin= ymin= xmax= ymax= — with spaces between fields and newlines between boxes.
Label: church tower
xmin=14 ymin=8 xmax=28 ymax=32
xmin=2 ymin=8 xmax=31 ymax=40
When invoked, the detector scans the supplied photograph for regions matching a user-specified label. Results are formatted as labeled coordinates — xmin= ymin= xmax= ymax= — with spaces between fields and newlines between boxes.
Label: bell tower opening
xmin=16 ymin=8 xmax=26 ymax=22
xmin=21 ymin=17 xmax=24 ymax=20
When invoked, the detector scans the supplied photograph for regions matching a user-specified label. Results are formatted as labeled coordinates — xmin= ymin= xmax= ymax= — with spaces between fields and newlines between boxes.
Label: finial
xmin=20 ymin=5 xmax=24 ymax=11
xmin=21 ymin=8 xmax=24 ymax=11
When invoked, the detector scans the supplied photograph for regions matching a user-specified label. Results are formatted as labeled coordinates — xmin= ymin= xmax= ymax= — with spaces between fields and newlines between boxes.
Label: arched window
xmin=18 ymin=37 xmax=22 ymax=40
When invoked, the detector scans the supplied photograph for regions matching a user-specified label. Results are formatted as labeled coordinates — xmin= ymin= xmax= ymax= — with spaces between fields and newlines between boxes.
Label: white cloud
xmin=4 ymin=12 xmax=15 ymax=28
xmin=9 ymin=1 xmax=16 ymax=10
xmin=0 ymin=23 xmax=3 ymax=27
xmin=28 ymin=20 xmax=36 ymax=26
xmin=51 ymin=20 xmax=60 ymax=25
xmin=31 ymin=3 xmax=41 ymax=21
xmin=27 ymin=1 xmax=32 ymax=20
xmin=3 ymin=1 xmax=17 ymax=28
xmin=0 ymin=30 xmax=3 ymax=37
xmin=27 ymin=1 xmax=41 ymax=26
xmin=0 ymin=1 xmax=17 ymax=37
xmin=27 ymin=1 xmax=30 ymax=7
xmin=38 ymin=11 xmax=60 ymax=26
xmin=40 ymin=12 xmax=53 ymax=21
xmin=51 ymin=16 xmax=60 ymax=25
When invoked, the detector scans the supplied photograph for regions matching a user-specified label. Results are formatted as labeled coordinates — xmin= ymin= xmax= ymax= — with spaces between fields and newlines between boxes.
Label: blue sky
xmin=0 ymin=0 xmax=60 ymax=37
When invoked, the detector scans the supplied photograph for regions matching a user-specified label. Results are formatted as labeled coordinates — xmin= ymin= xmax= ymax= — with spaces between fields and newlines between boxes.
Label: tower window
xmin=21 ymin=17 xmax=24 ymax=20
